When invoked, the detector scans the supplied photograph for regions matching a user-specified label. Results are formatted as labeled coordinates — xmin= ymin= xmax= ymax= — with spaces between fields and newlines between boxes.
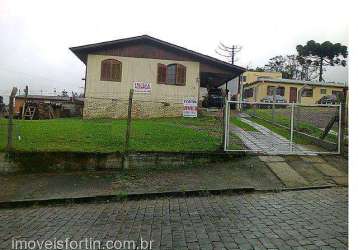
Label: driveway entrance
xmin=224 ymin=101 xmax=342 ymax=155
xmin=230 ymin=116 xmax=314 ymax=155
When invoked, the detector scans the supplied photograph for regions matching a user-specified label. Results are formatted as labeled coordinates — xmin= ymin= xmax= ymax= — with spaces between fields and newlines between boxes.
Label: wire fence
xmin=0 ymin=88 xmax=348 ymax=155
xmin=0 ymin=94 xmax=226 ymax=153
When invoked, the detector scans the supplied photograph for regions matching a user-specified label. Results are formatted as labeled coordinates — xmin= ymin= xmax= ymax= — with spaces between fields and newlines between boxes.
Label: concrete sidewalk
xmin=230 ymin=117 xmax=314 ymax=155
xmin=0 ymin=155 xmax=348 ymax=206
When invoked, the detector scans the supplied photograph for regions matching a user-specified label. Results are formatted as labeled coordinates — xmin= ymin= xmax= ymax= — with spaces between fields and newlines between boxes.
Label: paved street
xmin=0 ymin=188 xmax=348 ymax=250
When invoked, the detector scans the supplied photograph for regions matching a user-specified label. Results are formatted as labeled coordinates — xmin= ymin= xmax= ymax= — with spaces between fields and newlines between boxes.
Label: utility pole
xmin=216 ymin=42 xmax=242 ymax=96
xmin=215 ymin=42 xmax=242 ymax=65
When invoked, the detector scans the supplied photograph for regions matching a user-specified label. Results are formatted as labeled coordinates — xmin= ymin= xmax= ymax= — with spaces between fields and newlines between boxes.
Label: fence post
xmin=124 ymin=89 xmax=134 ymax=153
xmin=339 ymin=87 xmax=347 ymax=156
xmin=7 ymin=87 xmax=18 ymax=152
xmin=224 ymin=99 xmax=230 ymax=151
xmin=221 ymin=95 xmax=228 ymax=151
xmin=21 ymin=85 xmax=28 ymax=119
xmin=289 ymin=102 xmax=295 ymax=152
xmin=272 ymin=88 xmax=276 ymax=122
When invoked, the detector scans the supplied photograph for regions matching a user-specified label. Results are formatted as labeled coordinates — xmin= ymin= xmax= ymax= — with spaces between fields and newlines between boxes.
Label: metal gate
xmin=224 ymin=101 xmax=343 ymax=155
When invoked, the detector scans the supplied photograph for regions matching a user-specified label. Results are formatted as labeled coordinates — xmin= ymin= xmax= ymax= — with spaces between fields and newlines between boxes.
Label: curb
xmin=0 ymin=184 xmax=343 ymax=209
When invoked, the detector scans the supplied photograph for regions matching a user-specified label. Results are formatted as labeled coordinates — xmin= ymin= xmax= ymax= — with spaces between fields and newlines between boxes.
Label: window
xmin=320 ymin=89 xmax=327 ymax=95
xmin=157 ymin=63 xmax=186 ymax=85
xmin=267 ymin=86 xmax=275 ymax=95
xmin=166 ymin=64 xmax=177 ymax=85
xmin=277 ymin=87 xmax=285 ymax=96
xmin=267 ymin=86 xmax=285 ymax=96
xmin=242 ymin=76 xmax=247 ymax=82
xmin=100 ymin=59 xmax=122 ymax=82
xmin=301 ymin=88 xmax=313 ymax=97
xmin=244 ymin=88 xmax=254 ymax=98
xmin=332 ymin=91 xmax=343 ymax=100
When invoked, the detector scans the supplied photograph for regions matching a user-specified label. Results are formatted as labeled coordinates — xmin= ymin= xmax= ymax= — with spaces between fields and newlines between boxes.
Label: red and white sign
xmin=183 ymin=98 xmax=198 ymax=117
xmin=133 ymin=82 xmax=151 ymax=94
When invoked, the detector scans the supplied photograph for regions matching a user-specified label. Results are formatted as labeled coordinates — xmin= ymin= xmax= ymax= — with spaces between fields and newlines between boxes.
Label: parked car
xmin=202 ymin=88 xmax=224 ymax=108
xmin=317 ymin=95 xmax=338 ymax=104
xmin=260 ymin=95 xmax=287 ymax=108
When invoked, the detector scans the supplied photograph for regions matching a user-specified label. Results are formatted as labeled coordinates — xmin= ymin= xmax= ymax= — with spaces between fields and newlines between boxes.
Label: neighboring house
xmin=218 ymin=71 xmax=282 ymax=101
xmin=241 ymin=71 xmax=283 ymax=85
xmin=15 ymin=95 xmax=84 ymax=118
xmin=243 ymin=78 xmax=347 ymax=105
xmin=70 ymin=35 xmax=245 ymax=118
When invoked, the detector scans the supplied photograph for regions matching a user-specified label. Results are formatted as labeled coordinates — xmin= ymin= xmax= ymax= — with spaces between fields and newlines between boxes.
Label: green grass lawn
xmin=230 ymin=117 xmax=257 ymax=131
xmin=0 ymin=117 xmax=223 ymax=153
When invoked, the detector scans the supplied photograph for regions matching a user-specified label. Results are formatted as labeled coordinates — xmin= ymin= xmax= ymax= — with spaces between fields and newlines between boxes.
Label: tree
xmin=296 ymin=40 xmax=348 ymax=81
xmin=264 ymin=55 xmax=320 ymax=81
xmin=265 ymin=55 xmax=286 ymax=75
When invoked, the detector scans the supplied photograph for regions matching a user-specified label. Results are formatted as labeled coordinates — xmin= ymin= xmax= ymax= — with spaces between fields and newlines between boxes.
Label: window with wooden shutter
xmin=157 ymin=63 xmax=186 ymax=86
xmin=157 ymin=63 xmax=167 ymax=84
xmin=166 ymin=64 xmax=177 ymax=85
xmin=176 ymin=64 xmax=186 ymax=85
xmin=100 ymin=59 xmax=122 ymax=82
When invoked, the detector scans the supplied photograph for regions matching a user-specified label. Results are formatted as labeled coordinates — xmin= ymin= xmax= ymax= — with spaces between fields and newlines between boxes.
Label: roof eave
xmin=69 ymin=35 xmax=246 ymax=73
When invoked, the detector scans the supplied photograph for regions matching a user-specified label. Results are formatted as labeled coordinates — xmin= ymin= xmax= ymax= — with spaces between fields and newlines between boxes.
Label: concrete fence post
xmin=124 ymin=89 xmax=134 ymax=153
xmin=7 ymin=87 xmax=18 ymax=152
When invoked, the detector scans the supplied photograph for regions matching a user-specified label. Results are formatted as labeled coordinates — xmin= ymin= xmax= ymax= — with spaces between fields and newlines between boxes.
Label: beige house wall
xmin=244 ymin=82 xmax=344 ymax=105
xmin=84 ymin=54 xmax=200 ymax=118
xmin=242 ymin=71 xmax=283 ymax=85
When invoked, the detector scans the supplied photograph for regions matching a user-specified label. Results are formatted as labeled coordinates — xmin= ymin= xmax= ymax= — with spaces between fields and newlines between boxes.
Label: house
xmin=15 ymin=95 xmax=84 ymax=119
xmin=215 ymin=71 xmax=283 ymax=102
xmin=241 ymin=71 xmax=283 ymax=85
xmin=242 ymin=72 xmax=347 ymax=104
xmin=70 ymin=35 xmax=245 ymax=118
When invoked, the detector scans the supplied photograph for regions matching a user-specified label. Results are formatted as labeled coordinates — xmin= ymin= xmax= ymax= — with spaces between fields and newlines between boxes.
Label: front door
xmin=289 ymin=87 xmax=297 ymax=103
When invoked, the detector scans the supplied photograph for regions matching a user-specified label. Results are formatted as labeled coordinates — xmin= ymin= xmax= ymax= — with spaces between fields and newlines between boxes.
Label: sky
xmin=0 ymin=0 xmax=349 ymax=99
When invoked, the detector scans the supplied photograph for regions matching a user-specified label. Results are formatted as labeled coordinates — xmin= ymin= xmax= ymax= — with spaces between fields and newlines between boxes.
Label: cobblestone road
xmin=0 ymin=188 xmax=347 ymax=250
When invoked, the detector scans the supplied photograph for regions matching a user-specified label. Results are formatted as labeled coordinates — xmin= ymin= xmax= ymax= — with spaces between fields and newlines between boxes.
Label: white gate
xmin=224 ymin=101 xmax=342 ymax=155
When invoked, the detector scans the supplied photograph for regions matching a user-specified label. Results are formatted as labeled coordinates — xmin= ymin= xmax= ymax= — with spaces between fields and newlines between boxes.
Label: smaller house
xmin=15 ymin=95 xmax=84 ymax=119
xmin=242 ymin=72 xmax=347 ymax=104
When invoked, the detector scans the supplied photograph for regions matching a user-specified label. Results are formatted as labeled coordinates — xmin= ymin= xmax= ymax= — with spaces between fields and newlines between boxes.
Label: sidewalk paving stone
xmin=332 ymin=176 xmax=348 ymax=186
xmin=266 ymin=162 xmax=309 ymax=187
xmin=313 ymin=163 xmax=346 ymax=177
xmin=258 ymin=156 xmax=285 ymax=162
xmin=284 ymin=160 xmax=333 ymax=186
xmin=300 ymin=156 xmax=326 ymax=163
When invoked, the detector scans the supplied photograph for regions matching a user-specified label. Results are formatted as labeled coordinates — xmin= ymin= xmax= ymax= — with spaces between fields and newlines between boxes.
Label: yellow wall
xmin=244 ymin=82 xmax=344 ymax=105
xmin=85 ymin=54 xmax=200 ymax=103
xmin=242 ymin=71 xmax=282 ymax=85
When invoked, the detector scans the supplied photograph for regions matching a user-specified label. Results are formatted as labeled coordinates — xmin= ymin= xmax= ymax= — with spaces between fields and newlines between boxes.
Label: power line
xmin=215 ymin=42 xmax=242 ymax=64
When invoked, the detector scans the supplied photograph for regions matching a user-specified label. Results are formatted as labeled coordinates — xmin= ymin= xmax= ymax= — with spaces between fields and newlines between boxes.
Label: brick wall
xmin=83 ymin=97 xmax=182 ymax=119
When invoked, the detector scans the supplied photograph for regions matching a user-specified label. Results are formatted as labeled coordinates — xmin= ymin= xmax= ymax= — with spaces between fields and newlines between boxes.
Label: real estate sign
xmin=183 ymin=97 xmax=198 ymax=117
xmin=133 ymin=82 xmax=151 ymax=94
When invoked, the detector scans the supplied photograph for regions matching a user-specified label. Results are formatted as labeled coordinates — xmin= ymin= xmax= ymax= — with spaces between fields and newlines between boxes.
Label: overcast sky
xmin=0 ymin=0 xmax=349 ymax=98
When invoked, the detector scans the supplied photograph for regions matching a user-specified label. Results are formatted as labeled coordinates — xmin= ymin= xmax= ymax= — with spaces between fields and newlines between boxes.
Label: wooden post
xmin=21 ymin=85 xmax=28 ymax=119
xmin=339 ymin=87 xmax=348 ymax=155
xmin=7 ymin=87 xmax=18 ymax=151
xmin=124 ymin=89 xmax=134 ymax=153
